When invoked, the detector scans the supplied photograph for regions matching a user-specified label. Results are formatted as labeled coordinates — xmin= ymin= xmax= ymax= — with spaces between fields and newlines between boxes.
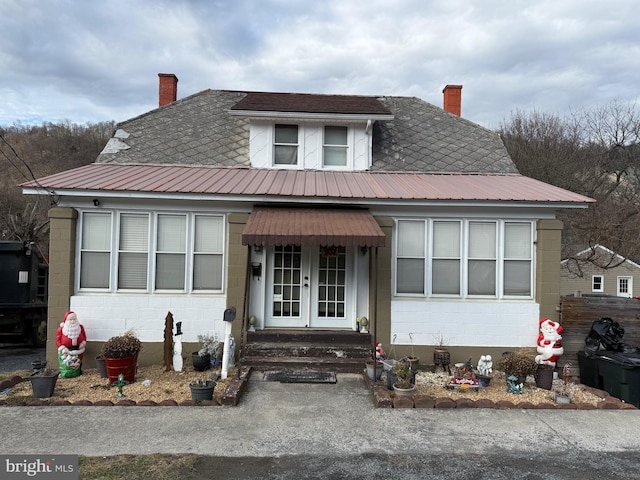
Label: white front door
xmin=617 ymin=276 xmax=633 ymax=298
xmin=265 ymin=245 xmax=353 ymax=328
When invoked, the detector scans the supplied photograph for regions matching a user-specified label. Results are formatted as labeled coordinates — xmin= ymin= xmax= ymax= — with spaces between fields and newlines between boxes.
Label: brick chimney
xmin=443 ymin=84 xmax=462 ymax=116
xmin=158 ymin=73 xmax=178 ymax=107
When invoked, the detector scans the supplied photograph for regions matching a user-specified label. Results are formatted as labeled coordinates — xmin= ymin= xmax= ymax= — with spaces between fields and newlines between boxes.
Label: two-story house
xmin=23 ymin=74 xmax=593 ymax=369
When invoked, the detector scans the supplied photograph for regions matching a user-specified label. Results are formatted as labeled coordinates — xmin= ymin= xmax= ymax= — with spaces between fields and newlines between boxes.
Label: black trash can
xmin=577 ymin=351 xmax=603 ymax=390
xmin=593 ymin=352 xmax=640 ymax=408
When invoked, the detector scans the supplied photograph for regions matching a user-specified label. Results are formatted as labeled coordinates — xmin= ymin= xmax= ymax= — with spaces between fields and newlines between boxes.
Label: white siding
xmin=390 ymin=299 xmax=540 ymax=347
xmin=69 ymin=294 xmax=228 ymax=343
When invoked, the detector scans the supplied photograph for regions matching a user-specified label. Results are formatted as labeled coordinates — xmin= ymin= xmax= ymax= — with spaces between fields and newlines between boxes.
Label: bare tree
xmin=0 ymin=121 xmax=114 ymax=252
xmin=500 ymin=101 xmax=640 ymax=275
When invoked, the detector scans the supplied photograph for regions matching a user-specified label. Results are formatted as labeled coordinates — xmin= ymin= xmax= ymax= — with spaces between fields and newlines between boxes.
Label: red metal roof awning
xmin=242 ymin=206 xmax=386 ymax=247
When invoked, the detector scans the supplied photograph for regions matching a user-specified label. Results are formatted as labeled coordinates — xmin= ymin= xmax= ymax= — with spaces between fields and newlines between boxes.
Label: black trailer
xmin=0 ymin=241 xmax=48 ymax=346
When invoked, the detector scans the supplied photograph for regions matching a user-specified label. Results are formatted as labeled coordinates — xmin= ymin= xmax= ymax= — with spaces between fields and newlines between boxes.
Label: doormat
xmin=263 ymin=370 xmax=337 ymax=384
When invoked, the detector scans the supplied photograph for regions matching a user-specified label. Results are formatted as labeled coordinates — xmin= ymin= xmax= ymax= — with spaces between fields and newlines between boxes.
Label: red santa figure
xmin=374 ymin=342 xmax=385 ymax=361
xmin=56 ymin=311 xmax=87 ymax=376
xmin=535 ymin=318 xmax=564 ymax=367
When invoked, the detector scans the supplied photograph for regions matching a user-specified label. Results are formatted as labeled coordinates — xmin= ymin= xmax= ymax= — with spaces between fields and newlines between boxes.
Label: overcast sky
xmin=1 ymin=0 xmax=638 ymax=129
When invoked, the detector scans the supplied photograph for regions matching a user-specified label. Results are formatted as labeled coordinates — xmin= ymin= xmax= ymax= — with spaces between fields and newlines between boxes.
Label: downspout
xmin=240 ymin=245 xmax=252 ymax=360
xmin=372 ymin=246 xmax=379 ymax=382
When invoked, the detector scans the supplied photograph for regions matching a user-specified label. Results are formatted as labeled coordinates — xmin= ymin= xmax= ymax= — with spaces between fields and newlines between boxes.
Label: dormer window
xmin=323 ymin=126 xmax=348 ymax=167
xmin=274 ymin=124 xmax=299 ymax=165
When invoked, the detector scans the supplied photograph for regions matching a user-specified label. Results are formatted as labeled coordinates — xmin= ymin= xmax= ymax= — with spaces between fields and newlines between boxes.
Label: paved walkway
xmin=1 ymin=373 xmax=640 ymax=457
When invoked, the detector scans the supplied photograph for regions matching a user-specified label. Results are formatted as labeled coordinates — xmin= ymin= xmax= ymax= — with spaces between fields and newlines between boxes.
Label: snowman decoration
xmin=173 ymin=321 xmax=183 ymax=372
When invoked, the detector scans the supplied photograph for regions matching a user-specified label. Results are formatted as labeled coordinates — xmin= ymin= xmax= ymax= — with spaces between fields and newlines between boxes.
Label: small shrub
xmin=101 ymin=330 xmax=142 ymax=359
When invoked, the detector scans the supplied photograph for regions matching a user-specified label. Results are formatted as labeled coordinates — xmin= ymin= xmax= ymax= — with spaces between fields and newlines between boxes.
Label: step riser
xmin=242 ymin=330 xmax=372 ymax=372
xmin=243 ymin=345 xmax=371 ymax=358
xmin=247 ymin=331 xmax=371 ymax=345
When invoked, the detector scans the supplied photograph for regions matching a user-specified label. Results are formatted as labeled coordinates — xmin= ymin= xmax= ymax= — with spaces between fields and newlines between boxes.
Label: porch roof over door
xmin=242 ymin=206 xmax=386 ymax=247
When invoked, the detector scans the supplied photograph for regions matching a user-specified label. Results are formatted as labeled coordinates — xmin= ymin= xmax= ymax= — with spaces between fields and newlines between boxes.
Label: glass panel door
xmin=311 ymin=246 xmax=351 ymax=328
xmin=267 ymin=245 xmax=306 ymax=327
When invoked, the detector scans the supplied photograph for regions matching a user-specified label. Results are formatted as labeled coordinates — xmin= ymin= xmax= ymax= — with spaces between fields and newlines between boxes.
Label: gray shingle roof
xmin=372 ymin=97 xmax=517 ymax=173
xmin=96 ymin=89 xmax=518 ymax=174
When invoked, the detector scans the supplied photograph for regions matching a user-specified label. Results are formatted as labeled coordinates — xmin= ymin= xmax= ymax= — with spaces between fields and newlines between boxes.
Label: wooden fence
xmin=559 ymin=294 xmax=640 ymax=378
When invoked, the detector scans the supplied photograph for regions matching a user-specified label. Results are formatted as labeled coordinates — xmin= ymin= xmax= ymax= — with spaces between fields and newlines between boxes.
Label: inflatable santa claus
xmin=56 ymin=311 xmax=87 ymax=377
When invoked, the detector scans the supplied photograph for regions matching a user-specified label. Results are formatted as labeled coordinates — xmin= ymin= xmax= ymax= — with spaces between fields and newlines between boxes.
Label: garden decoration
xmin=56 ymin=311 xmax=86 ymax=378
xmin=248 ymin=315 xmax=258 ymax=332
xmin=449 ymin=358 xmax=480 ymax=390
xmin=476 ymin=355 xmax=493 ymax=387
xmin=554 ymin=363 xmax=573 ymax=403
xmin=358 ymin=316 xmax=369 ymax=333
xmin=477 ymin=355 xmax=493 ymax=376
xmin=173 ymin=321 xmax=184 ymax=372
xmin=535 ymin=318 xmax=564 ymax=367
xmin=163 ymin=311 xmax=174 ymax=372
xmin=374 ymin=342 xmax=385 ymax=361
xmin=506 ymin=375 xmax=523 ymax=394
xmin=113 ymin=373 xmax=129 ymax=398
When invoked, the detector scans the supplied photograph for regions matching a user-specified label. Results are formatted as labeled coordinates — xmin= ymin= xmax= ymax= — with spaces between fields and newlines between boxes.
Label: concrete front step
xmin=241 ymin=329 xmax=373 ymax=373
xmin=241 ymin=355 xmax=367 ymax=373
xmin=243 ymin=342 xmax=371 ymax=358
xmin=247 ymin=329 xmax=371 ymax=345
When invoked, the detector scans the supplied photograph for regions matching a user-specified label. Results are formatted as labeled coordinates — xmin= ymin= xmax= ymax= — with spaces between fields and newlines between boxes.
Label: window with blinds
xmin=78 ymin=211 xmax=225 ymax=293
xmin=394 ymin=219 xmax=534 ymax=298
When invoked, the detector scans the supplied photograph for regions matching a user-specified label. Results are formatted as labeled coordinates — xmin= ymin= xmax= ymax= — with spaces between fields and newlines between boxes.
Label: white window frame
xmin=117 ymin=212 xmax=150 ymax=291
xmin=617 ymin=276 xmax=632 ymax=298
xmin=393 ymin=218 xmax=534 ymax=299
xmin=78 ymin=211 xmax=113 ymax=291
xmin=592 ymin=275 xmax=604 ymax=293
xmin=273 ymin=124 xmax=299 ymax=166
xmin=77 ymin=210 xmax=226 ymax=294
xmin=323 ymin=125 xmax=349 ymax=168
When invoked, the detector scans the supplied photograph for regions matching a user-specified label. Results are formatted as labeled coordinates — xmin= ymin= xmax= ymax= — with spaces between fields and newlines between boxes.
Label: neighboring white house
xmin=561 ymin=245 xmax=640 ymax=298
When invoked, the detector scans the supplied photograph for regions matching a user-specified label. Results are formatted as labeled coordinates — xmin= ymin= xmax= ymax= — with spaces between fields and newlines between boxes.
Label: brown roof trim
xmin=231 ymin=91 xmax=392 ymax=116
xmin=242 ymin=206 xmax=386 ymax=247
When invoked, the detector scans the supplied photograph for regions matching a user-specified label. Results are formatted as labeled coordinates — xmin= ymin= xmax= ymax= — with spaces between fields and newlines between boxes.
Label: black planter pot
xmin=190 ymin=380 xmax=216 ymax=401
xmin=30 ymin=371 xmax=59 ymax=398
xmin=535 ymin=365 xmax=554 ymax=390
xmin=95 ymin=355 xmax=107 ymax=378
xmin=192 ymin=352 xmax=211 ymax=371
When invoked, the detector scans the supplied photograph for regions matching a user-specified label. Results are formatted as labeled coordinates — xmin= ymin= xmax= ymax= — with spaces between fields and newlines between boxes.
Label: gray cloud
xmin=1 ymin=0 xmax=638 ymax=128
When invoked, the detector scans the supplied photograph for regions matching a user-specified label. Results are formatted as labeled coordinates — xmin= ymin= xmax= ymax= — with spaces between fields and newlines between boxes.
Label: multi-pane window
xmin=468 ymin=222 xmax=497 ymax=295
xmin=394 ymin=219 xmax=533 ymax=298
xmin=592 ymin=275 xmax=604 ymax=292
xmin=79 ymin=211 xmax=224 ymax=293
xmin=274 ymin=124 xmax=298 ymax=165
xmin=156 ymin=214 xmax=187 ymax=290
xmin=432 ymin=221 xmax=460 ymax=295
xmin=118 ymin=213 xmax=149 ymax=289
xmin=193 ymin=215 xmax=224 ymax=290
xmin=503 ymin=223 xmax=532 ymax=296
xmin=396 ymin=220 xmax=426 ymax=294
xmin=323 ymin=126 xmax=348 ymax=166
xmin=80 ymin=212 xmax=112 ymax=289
